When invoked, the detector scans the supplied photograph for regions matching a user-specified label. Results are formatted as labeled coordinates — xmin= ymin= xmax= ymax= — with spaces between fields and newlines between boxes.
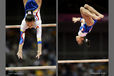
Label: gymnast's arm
xmin=36 ymin=25 xmax=42 ymax=59
xmin=36 ymin=0 xmax=42 ymax=10
xmin=72 ymin=17 xmax=84 ymax=23
xmin=17 ymin=30 xmax=25 ymax=59
xmin=19 ymin=31 xmax=25 ymax=49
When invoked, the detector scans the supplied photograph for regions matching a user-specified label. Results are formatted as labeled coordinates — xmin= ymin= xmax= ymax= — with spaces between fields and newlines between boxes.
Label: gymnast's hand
xmin=36 ymin=44 xmax=42 ymax=59
xmin=17 ymin=44 xmax=23 ymax=59
xmin=17 ymin=50 xmax=23 ymax=59
xmin=72 ymin=17 xmax=80 ymax=23
xmin=36 ymin=50 xmax=42 ymax=59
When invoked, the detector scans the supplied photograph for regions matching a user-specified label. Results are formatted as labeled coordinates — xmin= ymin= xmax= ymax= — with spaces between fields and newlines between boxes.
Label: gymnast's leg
xmin=80 ymin=7 xmax=95 ymax=26
xmin=84 ymin=4 xmax=104 ymax=18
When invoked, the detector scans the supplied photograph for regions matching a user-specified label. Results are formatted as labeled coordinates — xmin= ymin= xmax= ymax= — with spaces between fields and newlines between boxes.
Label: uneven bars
xmin=6 ymin=66 xmax=56 ymax=71
xmin=58 ymin=59 xmax=109 ymax=64
xmin=6 ymin=24 xmax=56 ymax=28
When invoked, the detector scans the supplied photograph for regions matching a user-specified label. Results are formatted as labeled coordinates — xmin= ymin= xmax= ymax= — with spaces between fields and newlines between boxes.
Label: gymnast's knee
xmin=84 ymin=4 xmax=89 ymax=8
xmin=80 ymin=7 xmax=85 ymax=12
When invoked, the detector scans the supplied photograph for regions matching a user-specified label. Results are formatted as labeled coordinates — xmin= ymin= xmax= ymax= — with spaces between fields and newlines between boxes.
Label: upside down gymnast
xmin=17 ymin=0 xmax=42 ymax=59
xmin=72 ymin=4 xmax=104 ymax=45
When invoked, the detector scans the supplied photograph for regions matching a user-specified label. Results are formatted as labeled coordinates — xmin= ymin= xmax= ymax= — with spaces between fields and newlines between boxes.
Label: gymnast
xmin=17 ymin=0 xmax=42 ymax=59
xmin=72 ymin=4 xmax=104 ymax=45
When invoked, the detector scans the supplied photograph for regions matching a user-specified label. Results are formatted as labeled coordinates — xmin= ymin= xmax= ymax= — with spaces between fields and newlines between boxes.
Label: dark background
xmin=58 ymin=0 xmax=108 ymax=60
xmin=59 ymin=0 xmax=108 ymax=14
xmin=6 ymin=0 xmax=56 ymax=24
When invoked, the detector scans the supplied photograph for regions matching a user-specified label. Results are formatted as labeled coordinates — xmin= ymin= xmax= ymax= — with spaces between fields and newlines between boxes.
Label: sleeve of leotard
xmin=36 ymin=24 xmax=42 ymax=44
xmin=19 ymin=20 xmax=26 ymax=45
xmin=80 ymin=18 xmax=83 ymax=22
xmin=80 ymin=18 xmax=86 ymax=24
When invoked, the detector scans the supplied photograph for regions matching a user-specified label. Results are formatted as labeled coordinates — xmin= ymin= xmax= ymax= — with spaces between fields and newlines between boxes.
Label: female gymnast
xmin=17 ymin=0 xmax=42 ymax=59
xmin=72 ymin=4 xmax=104 ymax=45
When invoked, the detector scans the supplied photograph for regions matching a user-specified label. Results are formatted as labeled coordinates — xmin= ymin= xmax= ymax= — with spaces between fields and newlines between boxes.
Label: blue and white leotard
xmin=25 ymin=0 xmax=38 ymax=13
xmin=78 ymin=18 xmax=97 ymax=37
xmin=19 ymin=0 xmax=42 ymax=45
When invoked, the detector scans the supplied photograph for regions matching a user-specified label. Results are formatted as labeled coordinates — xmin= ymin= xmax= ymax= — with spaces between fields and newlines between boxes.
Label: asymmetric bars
xmin=58 ymin=59 xmax=109 ymax=64
xmin=6 ymin=66 xmax=56 ymax=71
xmin=6 ymin=24 xmax=56 ymax=28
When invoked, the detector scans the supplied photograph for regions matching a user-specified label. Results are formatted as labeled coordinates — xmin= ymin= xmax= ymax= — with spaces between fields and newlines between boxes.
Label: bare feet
xmin=98 ymin=14 xmax=104 ymax=19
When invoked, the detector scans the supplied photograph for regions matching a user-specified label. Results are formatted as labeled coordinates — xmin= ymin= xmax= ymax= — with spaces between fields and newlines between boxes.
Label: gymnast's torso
xmin=78 ymin=18 xmax=97 ymax=37
xmin=21 ymin=0 xmax=42 ymax=32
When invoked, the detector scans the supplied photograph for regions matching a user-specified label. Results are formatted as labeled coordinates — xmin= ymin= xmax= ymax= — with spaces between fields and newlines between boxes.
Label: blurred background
xmin=6 ymin=0 xmax=56 ymax=76
xmin=58 ymin=63 xmax=108 ymax=76
xmin=58 ymin=0 xmax=108 ymax=76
